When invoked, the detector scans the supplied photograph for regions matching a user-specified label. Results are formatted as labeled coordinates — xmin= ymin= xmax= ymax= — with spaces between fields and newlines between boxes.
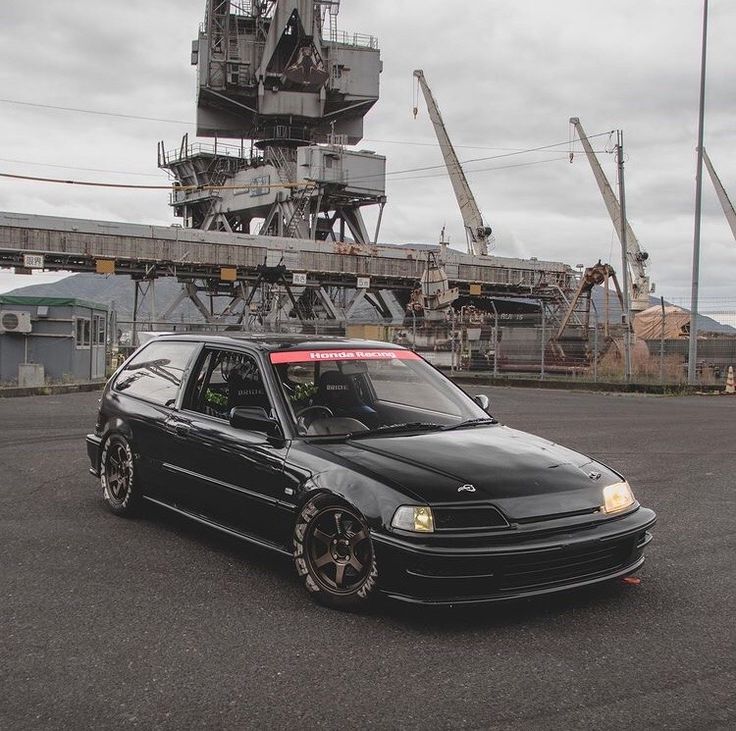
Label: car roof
xmin=149 ymin=332 xmax=407 ymax=353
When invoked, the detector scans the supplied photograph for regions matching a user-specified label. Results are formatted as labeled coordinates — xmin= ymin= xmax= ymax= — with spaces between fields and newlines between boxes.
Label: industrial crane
xmin=413 ymin=69 xmax=492 ymax=256
xmin=569 ymin=117 xmax=651 ymax=312
xmin=703 ymin=149 xmax=736 ymax=243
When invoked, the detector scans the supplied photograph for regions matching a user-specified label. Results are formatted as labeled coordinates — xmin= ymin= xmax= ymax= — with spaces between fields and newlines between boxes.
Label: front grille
xmin=433 ymin=505 xmax=509 ymax=532
xmin=498 ymin=537 xmax=635 ymax=590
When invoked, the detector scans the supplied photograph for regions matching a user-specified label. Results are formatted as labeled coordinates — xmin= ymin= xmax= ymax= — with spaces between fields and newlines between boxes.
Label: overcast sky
xmin=1 ymin=0 xmax=734 ymax=308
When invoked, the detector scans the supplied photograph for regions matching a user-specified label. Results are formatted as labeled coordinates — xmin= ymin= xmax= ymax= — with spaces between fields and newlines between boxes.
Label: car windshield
xmin=269 ymin=348 xmax=490 ymax=437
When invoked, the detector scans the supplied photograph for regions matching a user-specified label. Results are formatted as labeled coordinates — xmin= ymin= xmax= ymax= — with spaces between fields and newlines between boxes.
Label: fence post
xmin=493 ymin=322 xmax=498 ymax=377
xmin=593 ymin=308 xmax=599 ymax=383
xmin=489 ymin=300 xmax=499 ymax=377
xmin=540 ymin=304 xmax=546 ymax=380
xmin=660 ymin=296 xmax=666 ymax=384
xmin=450 ymin=312 xmax=456 ymax=372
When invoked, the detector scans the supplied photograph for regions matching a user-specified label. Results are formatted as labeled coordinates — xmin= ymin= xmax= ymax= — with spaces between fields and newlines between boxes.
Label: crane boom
xmin=569 ymin=117 xmax=651 ymax=312
xmin=413 ymin=69 xmax=491 ymax=256
xmin=703 ymin=149 xmax=736 ymax=242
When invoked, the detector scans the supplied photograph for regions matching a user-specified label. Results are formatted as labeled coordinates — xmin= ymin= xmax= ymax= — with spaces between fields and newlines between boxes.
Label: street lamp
xmin=688 ymin=0 xmax=709 ymax=385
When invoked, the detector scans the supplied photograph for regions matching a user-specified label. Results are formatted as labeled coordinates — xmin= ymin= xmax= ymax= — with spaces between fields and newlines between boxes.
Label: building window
xmin=75 ymin=318 xmax=91 ymax=348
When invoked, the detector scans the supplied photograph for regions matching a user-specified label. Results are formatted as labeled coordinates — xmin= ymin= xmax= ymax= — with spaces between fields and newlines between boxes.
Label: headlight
xmin=602 ymin=481 xmax=636 ymax=514
xmin=391 ymin=505 xmax=435 ymax=533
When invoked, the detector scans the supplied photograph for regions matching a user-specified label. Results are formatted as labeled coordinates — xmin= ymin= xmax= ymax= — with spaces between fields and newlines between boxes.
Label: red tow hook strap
xmin=621 ymin=576 xmax=641 ymax=585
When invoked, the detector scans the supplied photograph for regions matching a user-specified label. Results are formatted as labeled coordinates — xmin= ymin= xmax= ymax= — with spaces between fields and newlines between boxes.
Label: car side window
xmin=113 ymin=340 xmax=199 ymax=407
xmin=186 ymin=349 xmax=273 ymax=420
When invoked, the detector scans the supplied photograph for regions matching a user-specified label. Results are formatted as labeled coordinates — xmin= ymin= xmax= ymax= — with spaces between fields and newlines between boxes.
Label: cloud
xmin=1 ymin=0 xmax=735 ymax=301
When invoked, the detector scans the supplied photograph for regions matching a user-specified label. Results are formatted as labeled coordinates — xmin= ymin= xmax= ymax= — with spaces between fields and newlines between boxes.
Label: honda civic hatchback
xmin=87 ymin=334 xmax=655 ymax=610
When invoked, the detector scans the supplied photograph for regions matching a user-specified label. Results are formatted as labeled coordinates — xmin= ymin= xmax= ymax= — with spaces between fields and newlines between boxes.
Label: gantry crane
xmin=703 ymin=149 xmax=736 ymax=243
xmin=569 ymin=117 xmax=651 ymax=312
xmin=413 ymin=69 xmax=492 ymax=256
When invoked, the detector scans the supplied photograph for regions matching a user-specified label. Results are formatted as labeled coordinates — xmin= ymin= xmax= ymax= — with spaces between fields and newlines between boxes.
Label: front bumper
xmin=372 ymin=507 xmax=656 ymax=605
xmin=86 ymin=434 xmax=102 ymax=477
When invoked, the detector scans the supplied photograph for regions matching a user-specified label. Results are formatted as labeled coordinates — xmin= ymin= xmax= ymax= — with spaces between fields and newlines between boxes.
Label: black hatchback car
xmin=87 ymin=334 xmax=655 ymax=609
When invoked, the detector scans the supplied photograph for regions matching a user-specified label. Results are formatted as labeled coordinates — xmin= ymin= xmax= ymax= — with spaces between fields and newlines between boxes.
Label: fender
xmin=296 ymin=469 xmax=391 ymax=532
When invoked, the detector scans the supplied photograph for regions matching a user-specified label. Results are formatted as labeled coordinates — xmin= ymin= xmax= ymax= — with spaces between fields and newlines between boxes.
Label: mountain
xmin=589 ymin=286 xmax=735 ymax=334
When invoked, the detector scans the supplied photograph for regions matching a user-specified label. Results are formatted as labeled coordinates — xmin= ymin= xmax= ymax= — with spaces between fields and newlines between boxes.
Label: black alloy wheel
xmin=294 ymin=495 xmax=378 ymax=610
xmin=100 ymin=434 xmax=140 ymax=516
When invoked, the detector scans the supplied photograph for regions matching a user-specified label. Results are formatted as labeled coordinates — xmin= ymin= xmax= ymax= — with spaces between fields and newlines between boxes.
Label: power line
xmin=0 ymin=172 xmax=175 ymax=190
xmin=0 ymin=171 xmax=305 ymax=191
xmin=380 ymin=131 xmax=614 ymax=180
xmin=0 ymin=98 xmax=189 ymax=125
xmin=387 ymin=155 xmax=571 ymax=184
xmin=1 ymin=99 xmax=615 ymax=191
xmin=0 ymin=158 xmax=164 ymax=178
xmin=0 ymin=97 xmax=614 ymax=156
xmin=367 ymin=138 xmax=613 ymax=154
xmin=0 ymin=140 xmax=613 ymax=185
xmin=0 ymin=154 xmax=570 ymax=191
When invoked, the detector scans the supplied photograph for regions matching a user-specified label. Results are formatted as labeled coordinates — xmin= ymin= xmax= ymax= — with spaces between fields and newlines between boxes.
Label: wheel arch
xmin=294 ymin=470 xmax=396 ymax=533
xmin=100 ymin=417 xmax=136 ymax=454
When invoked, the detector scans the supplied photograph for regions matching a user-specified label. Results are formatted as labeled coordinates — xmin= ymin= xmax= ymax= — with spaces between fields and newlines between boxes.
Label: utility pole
xmin=616 ymin=130 xmax=632 ymax=382
xmin=688 ymin=0 xmax=709 ymax=384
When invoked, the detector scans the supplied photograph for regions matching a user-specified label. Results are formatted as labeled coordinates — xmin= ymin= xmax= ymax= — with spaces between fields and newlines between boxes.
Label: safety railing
xmin=160 ymin=141 xmax=256 ymax=166
xmin=327 ymin=30 xmax=378 ymax=49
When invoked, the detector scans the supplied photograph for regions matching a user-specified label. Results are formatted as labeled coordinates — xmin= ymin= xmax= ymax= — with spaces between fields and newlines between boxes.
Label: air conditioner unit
xmin=0 ymin=310 xmax=32 ymax=334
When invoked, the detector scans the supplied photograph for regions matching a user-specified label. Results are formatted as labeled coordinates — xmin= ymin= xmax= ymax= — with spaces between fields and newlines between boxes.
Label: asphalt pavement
xmin=1 ymin=387 xmax=734 ymax=729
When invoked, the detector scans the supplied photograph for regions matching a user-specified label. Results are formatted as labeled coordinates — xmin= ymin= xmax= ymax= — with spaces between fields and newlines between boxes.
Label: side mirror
xmin=229 ymin=406 xmax=282 ymax=437
xmin=473 ymin=394 xmax=490 ymax=412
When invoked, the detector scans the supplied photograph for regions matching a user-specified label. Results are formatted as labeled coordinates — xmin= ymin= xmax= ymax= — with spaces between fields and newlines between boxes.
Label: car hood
xmin=319 ymin=425 xmax=622 ymax=520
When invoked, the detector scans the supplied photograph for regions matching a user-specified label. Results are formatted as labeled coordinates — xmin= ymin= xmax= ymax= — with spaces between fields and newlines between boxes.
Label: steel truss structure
xmin=0 ymin=212 xmax=579 ymax=335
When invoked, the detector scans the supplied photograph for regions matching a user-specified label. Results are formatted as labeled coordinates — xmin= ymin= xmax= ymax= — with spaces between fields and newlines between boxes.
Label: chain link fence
xmin=486 ymin=322 xmax=735 ymax=387
xmin=111 ymin=299 xmax=736 ymax=390
xmin=401 ymin=302 xmax=736 ymax=389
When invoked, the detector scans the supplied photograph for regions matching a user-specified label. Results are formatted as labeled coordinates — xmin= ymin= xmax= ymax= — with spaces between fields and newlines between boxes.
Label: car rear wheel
xmin=100 ymin=434 xmax=140 ymax=516
xmin=294 ymin=495 xmax=379 ymax=611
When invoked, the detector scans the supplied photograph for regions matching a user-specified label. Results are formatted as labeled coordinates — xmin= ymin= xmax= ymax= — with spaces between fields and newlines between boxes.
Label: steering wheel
xmin=295 ymin=405 xmax=334 ymax=432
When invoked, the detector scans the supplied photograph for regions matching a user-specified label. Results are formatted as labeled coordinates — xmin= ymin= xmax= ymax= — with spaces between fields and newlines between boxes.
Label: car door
xmin=162 ymin=347 xmax=296 ymax=547
xmin=107 ymin=339 xmax=200 ymax=498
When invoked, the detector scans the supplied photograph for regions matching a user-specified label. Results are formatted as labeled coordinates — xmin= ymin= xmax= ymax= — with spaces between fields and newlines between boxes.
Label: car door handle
xmin=166 ymin=417 xmax=191 ymax=437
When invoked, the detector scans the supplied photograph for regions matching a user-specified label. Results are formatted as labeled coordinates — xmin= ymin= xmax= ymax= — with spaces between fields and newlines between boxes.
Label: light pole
xmin=616 ymin=130 xmax=632 ymax=382
xmin=688 ymin=0 xmax=709 ymax=384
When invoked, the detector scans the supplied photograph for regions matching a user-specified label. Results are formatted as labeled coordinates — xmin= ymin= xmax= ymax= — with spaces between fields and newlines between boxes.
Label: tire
xmin=294 ymin=494 xmax=379 ymax=611
xmin=100 ymin=434 xmax=141 ymax=516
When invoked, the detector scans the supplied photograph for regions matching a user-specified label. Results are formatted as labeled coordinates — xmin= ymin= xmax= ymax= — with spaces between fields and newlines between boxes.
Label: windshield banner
xmin=270 ymin=349 xmax=421 ymax=364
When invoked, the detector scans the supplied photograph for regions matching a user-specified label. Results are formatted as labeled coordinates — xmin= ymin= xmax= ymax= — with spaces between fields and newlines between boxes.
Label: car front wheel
xmin=294 ymin=495 xmax=379 ymax=611
xmin=100 ymin=434 xmax=140 ymax=516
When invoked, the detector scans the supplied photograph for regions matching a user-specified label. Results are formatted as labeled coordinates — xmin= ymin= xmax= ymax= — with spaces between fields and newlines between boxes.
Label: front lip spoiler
xmin=372 ymin=508 xmax=656 ymax=557
xmin=86 ymin=434 xmax=102 ymax=478
xmin=371 ymin=508 xmax=655 ymax=605
xmin=381 ymin=554 xmax=647 ymax=606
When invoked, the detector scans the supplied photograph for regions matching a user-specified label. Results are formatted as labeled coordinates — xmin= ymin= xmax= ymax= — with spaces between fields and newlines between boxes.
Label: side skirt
xmin=142 ymin=495 xmax=293 ymax=558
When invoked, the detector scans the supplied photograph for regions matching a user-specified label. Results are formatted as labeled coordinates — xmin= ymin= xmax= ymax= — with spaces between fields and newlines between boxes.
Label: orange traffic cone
xmin=725 ymin=365 xmax=735 ymax=395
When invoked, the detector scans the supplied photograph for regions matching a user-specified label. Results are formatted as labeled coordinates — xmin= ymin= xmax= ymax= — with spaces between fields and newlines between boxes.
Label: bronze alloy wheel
xmin=307 ymin=506 xmax=372 ymax=592
xmin=105 ymin=442 xmax=131 ymax=500
xmin=294 ymin=496 xmax=379 ymax=610
xmin=100 ymin=434 xmax=139 ymax=516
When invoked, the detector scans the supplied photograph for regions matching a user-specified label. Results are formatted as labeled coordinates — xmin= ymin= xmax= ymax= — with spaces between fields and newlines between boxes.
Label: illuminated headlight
xmin=602 ymin=481 xmax=636 ymax=514
xmin=391 ymin=505 xmax=435 ymax=533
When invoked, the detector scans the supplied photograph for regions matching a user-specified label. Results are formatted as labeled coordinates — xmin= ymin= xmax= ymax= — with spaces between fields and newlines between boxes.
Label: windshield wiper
xmin=441 ymin=417 xmax=497 ymax=431
xmin=347 ymin=422 xmax=444 ymax=439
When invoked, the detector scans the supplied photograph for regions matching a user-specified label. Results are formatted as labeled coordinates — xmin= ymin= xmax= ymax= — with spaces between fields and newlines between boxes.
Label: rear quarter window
xmin=113 ymin=340 xmax=199 ymax=407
